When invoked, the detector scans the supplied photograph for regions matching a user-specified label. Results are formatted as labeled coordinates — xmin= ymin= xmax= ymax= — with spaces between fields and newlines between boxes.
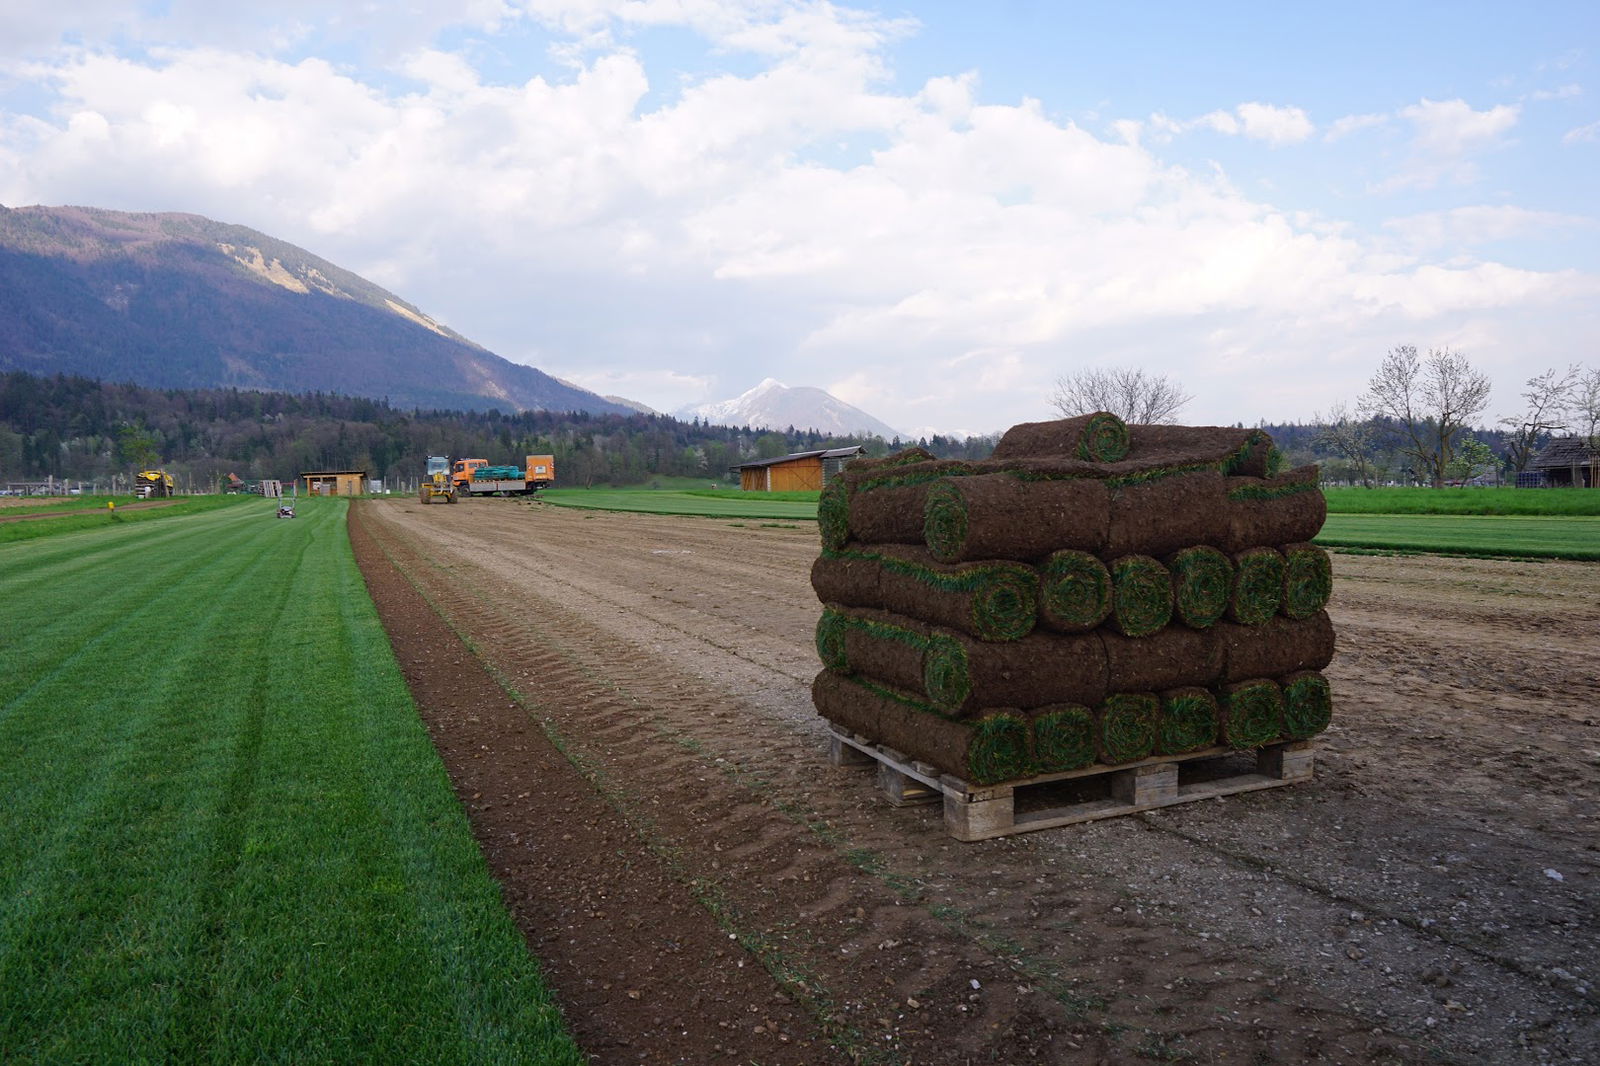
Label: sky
xmin=1 ymin=1 xmax=1596 ymax=438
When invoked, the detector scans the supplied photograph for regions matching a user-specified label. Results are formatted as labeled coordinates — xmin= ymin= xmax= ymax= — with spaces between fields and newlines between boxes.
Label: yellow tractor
xmin=419 ymin=455 xmax=456 ymax=504
xmin=134 ymin=470 xmax=174 ymax=498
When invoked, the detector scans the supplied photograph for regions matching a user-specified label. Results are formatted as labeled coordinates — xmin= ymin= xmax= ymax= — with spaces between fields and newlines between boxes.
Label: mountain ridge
xmin=0 ymin=203 xmax=630 ymax=415
xmin=677 ymin=378 xmax=904 ymax=440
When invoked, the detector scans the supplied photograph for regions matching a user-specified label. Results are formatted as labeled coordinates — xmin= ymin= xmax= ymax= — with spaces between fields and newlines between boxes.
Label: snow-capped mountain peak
xmin=676 ymin=380 xmax=904 ymax=440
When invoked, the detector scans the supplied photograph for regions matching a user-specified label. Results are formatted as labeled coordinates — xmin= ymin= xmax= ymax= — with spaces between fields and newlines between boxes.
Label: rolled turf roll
xmin=1030 ymin=704 xmax=1096 ymax=772
xmin=1103 ymin=470 xmax=1228 ymax=559
xmin=847 ymin=446 xmax=937 ymax=471
xmin=1156 ymin=686 xmax=1220 ymax=755
xmin=819 ymin=545 xmax=1039 ymax=642
xmin=1039 ymin=549 xmax=1113 ymax=632
xmin=1282 ymin=542 xmax=1333 ymax=620
xmin=811 ymin=669 xmax=1032 ymax=785
xmin=817 ymin=607 xmax=937 ymax=692
xmin=1167 ymin=545 xmax=1233 ymax=629
xmin=1280 ymin=670 xmax=1333 ymax=740
xmin=1219 ymin=611 xmax=1336 ymax=683
xmin=1109 ymin=554 xmax=1174 ymax=637
xmin=1218 ymin=678 xmax=1284 ymax=749
xmin=842 ymin=458 xmax=984 ymax=547
xmin=923 ymin=474 xmax=1111 ymax=563
xmin=1124 ymin=426 xmax=1275 ymax=477
xmin=1101 ymin=623 xmax=1225 ymax=691
xmin=1222 ymin=464 xmax=1326 ymax=552
xmin=1094 ymin=692 xmax=1158 ymax=764
xmin=810 ymin=551 xmax=883 ymax=607
xmin=1229 ymin=547 xmax=1285 ymax=625
xmin=815 ymin=608 xmax=851 ymax=672
xmin=921 ymin=629 xmax=1108 ymax=716
xmin=990 ymin=411 xmax=1131 ymax=463
xmin=818 ymin=479 xmax=851 ymax=551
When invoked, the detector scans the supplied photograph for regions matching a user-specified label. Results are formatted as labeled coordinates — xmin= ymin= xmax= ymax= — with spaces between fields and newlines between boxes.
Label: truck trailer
xmin=453 ymin=455 xmax=556 ymax=497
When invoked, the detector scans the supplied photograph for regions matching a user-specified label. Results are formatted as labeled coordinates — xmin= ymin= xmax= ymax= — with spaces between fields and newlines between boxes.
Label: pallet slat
xmin=828 ymin=727 xmax=1314 ymax=841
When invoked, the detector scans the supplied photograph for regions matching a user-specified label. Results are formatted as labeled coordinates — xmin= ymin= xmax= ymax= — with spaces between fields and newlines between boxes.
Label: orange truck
xmin=452 ymin=454 xmax=556 ymax=497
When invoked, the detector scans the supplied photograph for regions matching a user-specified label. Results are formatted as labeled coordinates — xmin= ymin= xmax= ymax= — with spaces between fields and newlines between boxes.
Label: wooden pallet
xmin=827 ymin=729 xmax=1314 ymax=841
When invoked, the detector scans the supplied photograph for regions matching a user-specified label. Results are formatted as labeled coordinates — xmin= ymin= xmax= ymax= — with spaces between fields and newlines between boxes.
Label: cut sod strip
xmin=1109 ymin=554 xmax=1174 ymax=638
xmin=1167 ymin=545 xmax=1233 ymax=630
xmin=1030 ymin=704 xmax=1096 ymax=773
xmin=812 ymin=546 xmax=1039 ymax=642
xmin=1229 ymin=547 xmax=1285 ymax=626
xmin=1038 ymin=549 xmax=1113 ymax=633
xmin=1219 ymin=678 xmax=1285 ymax=749
xmin=1156 ymin=687 xmax=1220 ymax=755
xmin=1281 ymin=670 xmax=1334 ymax=740
xmin=1282 ymin=542 xmax=1334 ymax=620
xmin=1093 ymin=693 xmax=1158 ymax=765
xmin=990 ymin=410 xmax=1130 ymax=463
xmin=0 ymin=498 xmax=582 ymax=1065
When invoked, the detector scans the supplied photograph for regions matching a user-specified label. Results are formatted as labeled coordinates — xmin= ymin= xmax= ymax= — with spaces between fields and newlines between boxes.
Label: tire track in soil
xmin=356 ymin=500 xmax=1429 ymax=1065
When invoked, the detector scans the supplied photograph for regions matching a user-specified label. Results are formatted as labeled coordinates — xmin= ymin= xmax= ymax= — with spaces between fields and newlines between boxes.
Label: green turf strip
xmin=1168 ymin=545 xmax=1232 ymax=629
xmin=1040 ymin=550 xmax=1113 ymax=631
xmin=1031 ymin=706 xmax=1096 ymax=773
xmin=1282 ymin=672 xmax=1334 ymax=740
xmin=0 ymin=498 xmax=581 ymax=1064
xmin=1110 ymin=555 xmax=1173 ymax=637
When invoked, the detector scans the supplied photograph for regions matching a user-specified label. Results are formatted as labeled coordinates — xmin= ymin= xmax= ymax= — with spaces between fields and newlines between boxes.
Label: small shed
xmin=733 ymin=447 xmax=863 ymax=492
xmin=301 ymin=469 xmax=368 ymax=497
xmin=1530 ymin=437 xmax=1598 ymax=488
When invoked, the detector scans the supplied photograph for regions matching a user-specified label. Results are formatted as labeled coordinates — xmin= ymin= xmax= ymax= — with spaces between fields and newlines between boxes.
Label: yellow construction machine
xmin=419 ymin=455 xmax=456 ymax=503
xmin=134 ymin=470 xmax=174 ymax=498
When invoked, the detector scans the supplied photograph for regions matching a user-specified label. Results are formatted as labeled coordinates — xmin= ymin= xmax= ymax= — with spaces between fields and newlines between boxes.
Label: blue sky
xmin=1 ymin=1 xmax=1595 ymax=436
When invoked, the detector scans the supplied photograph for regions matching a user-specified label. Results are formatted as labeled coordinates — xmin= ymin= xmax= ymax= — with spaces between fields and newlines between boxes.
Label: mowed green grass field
xmin=0 ymin=498 xmax=581 ymax=1064
xmin=540 ymin=483 xmax=1600 ymax=559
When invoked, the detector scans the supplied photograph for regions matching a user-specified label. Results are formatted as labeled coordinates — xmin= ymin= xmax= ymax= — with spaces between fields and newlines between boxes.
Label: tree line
xmin=0 ymin=372 xmax=994 ymax=491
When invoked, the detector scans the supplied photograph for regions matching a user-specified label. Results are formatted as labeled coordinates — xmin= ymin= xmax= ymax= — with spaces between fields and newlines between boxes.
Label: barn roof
xmin=1531 ymin=437 xmax=1599 ymax=469
xmin=731 ymin=446 xmax=863 ymax=471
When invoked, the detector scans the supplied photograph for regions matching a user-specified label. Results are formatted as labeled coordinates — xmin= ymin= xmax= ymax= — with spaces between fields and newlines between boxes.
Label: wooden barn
xmin=300 ymin=469 xmax=369 ymax=497
xmin=733 ymin=447 xmax=863 ymax=492
xmin=1530 ymin=437 xmax=1598 ymax=488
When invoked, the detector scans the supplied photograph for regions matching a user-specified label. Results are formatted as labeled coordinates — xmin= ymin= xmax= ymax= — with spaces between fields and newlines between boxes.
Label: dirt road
xmin=352 ymin=498 xmax=1599 ymax=1065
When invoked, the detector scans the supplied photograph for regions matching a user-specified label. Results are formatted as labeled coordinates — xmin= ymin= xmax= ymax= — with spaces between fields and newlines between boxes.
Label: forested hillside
xmin=0 ymin=372 xmax=991 ymax=490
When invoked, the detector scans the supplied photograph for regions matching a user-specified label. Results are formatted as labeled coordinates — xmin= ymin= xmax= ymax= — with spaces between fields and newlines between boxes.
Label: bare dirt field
xmin=351 ymin=498 xmax=1599 ymax=1065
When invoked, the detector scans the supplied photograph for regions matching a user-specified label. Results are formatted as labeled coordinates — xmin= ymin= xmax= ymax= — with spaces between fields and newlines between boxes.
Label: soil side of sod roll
xmin=819 ymin=545 xmax=1039 ymax=643
xmin=1222 ymin=464 xmax=1326 ymax=552
xmin=923 ymin=475 xmax=1111 ymax=563
xmin=1125 ymin=426 xmax=1275 ymax=478
xmin=1218 ymin=612 xmax=1336 ymax=684
xmin=1101 ymin=624 xmax=1227 ymax=692
xmin=1102 ymin=470 xmax=1228 ymax=560
xmin=812 ymin=669 xmax=1030 ymax=785
xmin=989 ymin=411 xmax=1130 ymax=463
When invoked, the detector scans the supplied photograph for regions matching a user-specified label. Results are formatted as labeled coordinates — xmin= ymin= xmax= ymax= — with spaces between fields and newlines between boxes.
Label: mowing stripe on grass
xmin=0 ymin=498 xmax=581 ymax=1065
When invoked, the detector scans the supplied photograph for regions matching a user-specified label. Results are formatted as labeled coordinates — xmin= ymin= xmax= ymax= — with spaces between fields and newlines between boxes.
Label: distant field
xmin=0 ymin=494 xmax=251 ymax=544
xmin=1316 ymin=514 xmax=1600 ymax=560
xmin=0 ymin=498 xmax=581 ymax=1064
xmin=539 ymin=486 xmax=820 ymax=519
xmin=1322 ymin=486 xmax=1599 ymax=516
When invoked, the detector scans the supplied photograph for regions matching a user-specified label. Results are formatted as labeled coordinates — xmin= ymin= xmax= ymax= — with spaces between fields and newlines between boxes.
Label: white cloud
xmin=1378 ymin=97 xmax=1519 ymax=190
xmin=0 ymin=3 xmax=1593 ymax=432
xmin=1324 ymin=112 xmax=1387 ymax=141
xmin=1565 ymin=120 xmax=1600 ymax=144
xmin=1383 ymin=205 xmax=1594 ymax=251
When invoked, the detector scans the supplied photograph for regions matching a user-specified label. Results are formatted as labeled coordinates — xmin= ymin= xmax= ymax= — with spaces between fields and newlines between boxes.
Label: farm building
xmin=733 ymin=447 xmax=863 ymax=492
xmin=300 ymin=469 xmax=369 ymax=497
xmin=1530 ymin=437 xmax=1598 ymax=488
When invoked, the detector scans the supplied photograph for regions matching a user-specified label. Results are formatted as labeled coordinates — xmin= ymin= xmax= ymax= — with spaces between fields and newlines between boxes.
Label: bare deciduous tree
xmin=1312 ymin=402 xmax=1382 ymax=488
xmin=1575 ymin=366 xmax=1600 ymax=489
xmin=1361 ymin=345 xmax=1491 ymax=488
xmin=1050 ymin=368 xmax=1192 ymax=424
xmin=1497 ymin=364 xmax=1579 ymax=472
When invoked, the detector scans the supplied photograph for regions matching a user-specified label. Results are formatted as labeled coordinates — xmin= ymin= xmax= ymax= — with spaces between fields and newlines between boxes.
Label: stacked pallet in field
xmin=811 ymin=412 xmax=1334 ymax=788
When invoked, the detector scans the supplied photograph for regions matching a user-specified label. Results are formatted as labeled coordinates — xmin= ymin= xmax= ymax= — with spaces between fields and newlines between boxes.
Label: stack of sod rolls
xmin=812 ymin=412 xmax=1334 ymax=786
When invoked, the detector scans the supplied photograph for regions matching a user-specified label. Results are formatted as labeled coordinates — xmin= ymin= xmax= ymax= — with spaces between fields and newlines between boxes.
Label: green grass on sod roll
xmin=1168 ymin=545 xmax=1232 ymax=629
xmin=966 ymin=713 xmax=1033 ymax=784
xmin=1220 ymin=678 xmax=1285 ymax=748
xmin=921 ymin=480 xmax=969 ymax=563
xmin=817 ymin=479 xmax=850 ymax=549
xmin=1032 ymin=705 xmax=1096 ymax=772
xmin=922 ymin=632 xmax=972 ymax=711
xmin=1095 ymin=693 xmax=1158 ymax=764
xmin=815 ymin=608 xmax=851 ymax=671
xmin=1040 ymin=549 xmax=1113 ymax=631
xmin=1282 ymin=544 xmax=1333 ymax=620
xmin=1157 ymin=688 xmax=1220 ymax=754
xmin=1281 ymin=671 xmax=1333 ymax=739
xmin=1230 ymin=547 xmax=1285 ymax=625
xmin=1110 ymin=555 xmax=1174 ymax=637
xmin=833 ymin=548 xmax=1038 ymax=642
xmin=1078 ymin=412 xmax=1130 ymax=462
